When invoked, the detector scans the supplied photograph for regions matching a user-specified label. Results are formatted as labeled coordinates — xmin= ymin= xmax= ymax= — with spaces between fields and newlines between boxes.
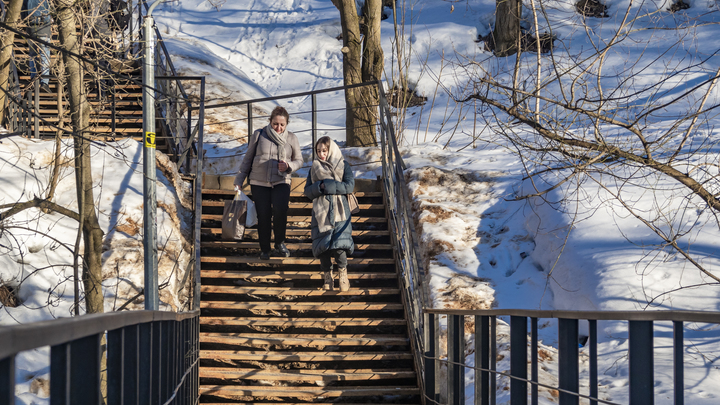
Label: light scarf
xmin=265 ymin=124 xmax=287 ymax=175
xmin=310 ymin=140 xmax=347 ymax=234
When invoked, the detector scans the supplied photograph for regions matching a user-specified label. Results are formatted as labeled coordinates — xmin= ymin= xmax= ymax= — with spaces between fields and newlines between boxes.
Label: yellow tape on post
xmin=145 ymin=132 xmax=156 ymax=149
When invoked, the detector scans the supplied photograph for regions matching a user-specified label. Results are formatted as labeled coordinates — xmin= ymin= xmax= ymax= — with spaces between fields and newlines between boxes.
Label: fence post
xmin=475 ymin=315 xmax=490 ymax=405
xmin=590 ymin=320 xmax=598 ymax=405
xmin=247 ymin=103 xmax=253 ymax=140
xmin=447 ymin=314 xmax=465 ymax=405
xmin=674 ymin=321 xmax=684 ymax=405
xmin=0 ymin=356 xmax=14 ymax=405
xmin=424 ymin=312 xmax=436 ymax=404
xmin=312 ymin=93 xmax=317 ymax=160
xmin=531 ymin=317 xmax=538 ymax=405
xmin=629 ymin=320 xmax=654 ymax=405
xmin=558 ymin=318 xmax=579 ymax=405
xmin=510 ymin=316 xmax=527 ymax=405
xmin=139 ymin=323 xmax=153 ymax=405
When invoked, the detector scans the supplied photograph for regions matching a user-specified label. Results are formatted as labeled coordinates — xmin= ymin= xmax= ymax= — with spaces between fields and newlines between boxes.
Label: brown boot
xmin=323 ymin=268 xmax=334 ymax=290
xmin=338 ymin=267 xmax=349 ymax=292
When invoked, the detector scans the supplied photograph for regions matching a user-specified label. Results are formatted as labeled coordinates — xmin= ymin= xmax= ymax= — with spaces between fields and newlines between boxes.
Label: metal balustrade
xmin=423 ymin=309 xmax=720 ymax=405
xmin=0 ymin=310 xmax=199 ymax=405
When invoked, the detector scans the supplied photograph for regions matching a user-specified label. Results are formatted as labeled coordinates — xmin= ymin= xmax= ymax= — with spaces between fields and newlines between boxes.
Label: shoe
xmin=338 ymin=267 xmax=349 ymax=292
xmin=40 ymin=83 xmax=51 ymax=94
xmin=260 ymin=251 xmax=270 ymax=260
xmin=323 ymin=270 xmax=334 ymax=291
xmin=273 ymin=243 xmax=290 ymax=257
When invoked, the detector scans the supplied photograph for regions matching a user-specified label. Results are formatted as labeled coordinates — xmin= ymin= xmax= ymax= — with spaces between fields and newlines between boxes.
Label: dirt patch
xmin=538 ymin=348 xmax=553 ymax=361
xmin=0 ymin=284 xmax=19 ymax=307
xmin=387 ymin=86 xmax=427 ymax=108
xmin=116 ymin=216 xmax=140 ymax=236
xmin=205 ymin=116 xmax=238 ymax=135
xmin=439 ymin=274 xmax=494 ymax=315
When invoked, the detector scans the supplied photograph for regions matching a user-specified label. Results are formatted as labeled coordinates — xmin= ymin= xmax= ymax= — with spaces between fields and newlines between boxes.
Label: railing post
xmin=490 ymin=316 xmax=496 ymax=404
xmin=152 ymin=322 xmax=162 ymax=404
xmin=0 ymin=356 xmax=14 ymax=405
xmin=475 ymin=315 xmax=490 ymax=405
xmin=160 ymin=321 xmax=170 ymax=402
xmin=558 ymin=318 xmax=579 ymax=405
xmin=247 ymin=103 xmax=253 ymax=140
xmin=424 ymin=312 xmax=436 ymax=404
xmin=629 ymin=320 xmax=654 ymax=405
xmin=34 ymin=83 xmax=39 ymax=138
xmin=510 ymin=316 xmax=527 ymax=405
xmin=674 ymin=321 xmax=684 ymax=405
xmin=50 ymin=334 xmax=102 ymax=404
xmin=590 ymin=320 xmax=598 ymax=405
xmin=447 ymin=314 xmax=465 ymax=405
xmin=312 ymin=93 xmax=317 ymax=160
xmin=531 ymin=317 xmax=538 ymax=405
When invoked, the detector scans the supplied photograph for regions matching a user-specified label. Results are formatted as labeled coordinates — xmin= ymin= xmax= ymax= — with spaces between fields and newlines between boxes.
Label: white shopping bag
xmin=235 ymin=187 xmax=258 ymax=227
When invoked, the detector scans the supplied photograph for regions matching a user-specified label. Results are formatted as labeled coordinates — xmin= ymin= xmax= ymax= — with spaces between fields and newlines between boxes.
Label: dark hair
xmin=315 ymin=136 xmax=332 ymax=152
xmin=269 ymin=106 xmax=290 ymax=124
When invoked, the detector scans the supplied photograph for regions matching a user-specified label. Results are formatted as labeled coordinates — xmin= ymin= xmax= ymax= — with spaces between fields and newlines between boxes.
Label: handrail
xmin=376 ymin=81 xmax=430 ymax=403
xmin=0 ymin=309 xmax=199 ymax=360
xmin=424 ymin=307 xmax=720 ymax=322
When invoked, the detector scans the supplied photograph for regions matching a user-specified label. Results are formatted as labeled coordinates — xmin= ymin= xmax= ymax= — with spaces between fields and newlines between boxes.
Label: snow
xmin=4 ymin=0 xmax=720 ymax=403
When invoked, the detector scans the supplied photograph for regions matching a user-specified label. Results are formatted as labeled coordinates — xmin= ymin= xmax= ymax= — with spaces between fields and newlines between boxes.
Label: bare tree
xmin=493 ymin=0 xmax=522 ymax=57
xmin=453 ymin=2 xmax=720 ymax=289
xmin=0 ymin=0 xmax=23 ymax=124
xmin=332 ymin=0 xmax=383 ymax=146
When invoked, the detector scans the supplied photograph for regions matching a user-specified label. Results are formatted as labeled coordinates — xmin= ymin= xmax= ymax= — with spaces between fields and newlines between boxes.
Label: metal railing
xmin=0 ymin=310 xmax=200 ymax=405
xmin=423 ymin=308 xmax=720 ymax=405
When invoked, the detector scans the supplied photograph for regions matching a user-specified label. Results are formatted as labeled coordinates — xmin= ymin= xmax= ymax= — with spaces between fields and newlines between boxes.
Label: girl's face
xmin=271 ymin=115 xmax=287 ymax=134
xmin=317 ymin=144 xmax=329 ymax=161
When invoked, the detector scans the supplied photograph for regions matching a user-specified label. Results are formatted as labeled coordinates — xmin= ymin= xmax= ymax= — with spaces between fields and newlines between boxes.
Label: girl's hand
xmin=278 ymin=160 xmax=289 ymax=172
xmin=320 ymin=182 xmax=325 ymax=191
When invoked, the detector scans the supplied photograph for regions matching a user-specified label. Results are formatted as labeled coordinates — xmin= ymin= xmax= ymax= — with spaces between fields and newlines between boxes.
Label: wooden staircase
xmin=9 ymin=26 xmax=151 ymax=143
xmin=198 ymin=175 xmax=421 ymax=404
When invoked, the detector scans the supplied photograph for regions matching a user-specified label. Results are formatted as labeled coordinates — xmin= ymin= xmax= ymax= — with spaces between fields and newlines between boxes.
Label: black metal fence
xmin=0 ymin=310 xmax=199 ymax=405
xmin=424 ymin=308 xmax=720 ymax=405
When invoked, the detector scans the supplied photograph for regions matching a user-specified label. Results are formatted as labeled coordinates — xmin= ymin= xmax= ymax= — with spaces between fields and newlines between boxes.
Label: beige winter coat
xmin=234 ymin=127 xmax=303 ymax=187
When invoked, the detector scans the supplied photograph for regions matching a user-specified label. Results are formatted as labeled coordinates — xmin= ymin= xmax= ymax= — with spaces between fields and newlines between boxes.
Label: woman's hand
xmin=278 ymin=160 xmax=289 ymax=172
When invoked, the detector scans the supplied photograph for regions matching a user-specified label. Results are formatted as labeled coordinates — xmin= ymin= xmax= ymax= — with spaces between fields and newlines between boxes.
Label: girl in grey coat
xmin=304 ymin=137 xmax=355 ymax=291
xmin=234 ymin=106 xmax=303 ymax=259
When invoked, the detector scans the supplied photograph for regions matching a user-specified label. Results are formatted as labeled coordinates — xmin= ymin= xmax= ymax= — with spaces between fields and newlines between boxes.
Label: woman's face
xmin=317 ymin=144 xmax=329 ymax=161
xmin=271 ymin=115 xmax=287 ymax=134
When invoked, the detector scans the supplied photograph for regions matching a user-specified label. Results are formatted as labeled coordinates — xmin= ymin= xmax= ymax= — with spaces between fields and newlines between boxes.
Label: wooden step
xmin=199 ymin=350 xmax=412 ymax=361
xmin=200 ymin=256 xmax=395 ymax=265
xmin=200 ymin=317 xmax=406 ymax=327
xmin=200 ymin=333 xmax=408 ymax=346
xmin=200 ymin=302 xmax=404 ymax=311
xmin=199 ymin=368 xmax=416 ymax=382
xmin=201 ymin=270 xmax=397 ymax=280
xmin=202 ymin=214 xmax=386 ymax=223
xmin=202 ymin=189 xmax=383 ymax=198
xmin=201 ymin=286 xmax=399 ymax=296
xmin=200 ymin=241 xmax=392 ymax=250
xmin=201 ymin=228 xmax=390 ymax=237
xmin=199 ymin=386 xmax=420 ymax=398
xmin=202 ymin=200 xmax=385 ymax=210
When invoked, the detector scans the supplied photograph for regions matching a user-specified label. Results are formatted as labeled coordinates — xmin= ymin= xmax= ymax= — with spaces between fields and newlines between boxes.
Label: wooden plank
xmin=201 ymin=228 xmax=389 ymax=237
xmin=201 ymin=189 xmax=383 ymax=198
xmin=198 ymin=386 xmax=420 ymax=398
xmin=202 ymin=200 xmax=385 ymax=210
xmin=199 ymin=350 xmax=412 ymax=361
xmin=200 ymin=256 xmax=395 ymax=265
xmin=200 ymin=286 xmax=399 ymax=296
xmin=199 ymin=368 xmax=416 ymax=381
xmin=199 ymin=333 xmax=408 ymax=346
xmin=200 ymin=241 xmax=392 ymax=250
xmin=199 ymin=302 xmax=403 ymax=311
xmin=202 ymin=214 xmax=386 ymax=223
xmin=200 ymin=317 xmax=406 ymax=327
xmin=200 ymin=270 xmax=396 ymax=280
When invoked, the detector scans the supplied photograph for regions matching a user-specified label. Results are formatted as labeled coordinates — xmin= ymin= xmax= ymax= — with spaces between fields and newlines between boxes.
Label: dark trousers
xmin=251 ymin=183 xmax=290 ymax=253
xmin=320 ymin=249 xmax=348 ymax=272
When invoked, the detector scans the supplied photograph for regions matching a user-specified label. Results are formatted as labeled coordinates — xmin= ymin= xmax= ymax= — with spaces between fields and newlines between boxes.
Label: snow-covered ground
xmin=4 ymin=0 xmax=720 ymax=403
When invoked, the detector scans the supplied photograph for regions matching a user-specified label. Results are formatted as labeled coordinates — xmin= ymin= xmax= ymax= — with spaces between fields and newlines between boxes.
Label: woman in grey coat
xmin=234 ymin=106 xmax=303 ymax=259
xmin=304 ymin=137 xmax=355 ymax=291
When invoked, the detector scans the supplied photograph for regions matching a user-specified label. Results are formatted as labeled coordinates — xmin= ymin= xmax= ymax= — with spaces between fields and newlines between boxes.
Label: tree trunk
xmin=357 ymin=0 xmax=383 ymax=147
xmin=55 ymin=0 xmax=105 ymax=315
xmin=333 ymin=0 xmax=379 ymax=147
xmin=0 ymin=0 xmax=24 ymax=124
xmin=494 ymin=0 xmax=522 ymax=57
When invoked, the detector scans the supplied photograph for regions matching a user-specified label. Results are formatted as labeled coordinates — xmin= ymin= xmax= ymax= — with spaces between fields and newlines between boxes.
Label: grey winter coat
xmin=304 ymin=161 xmax=355 ymax=258
xmin=234 ymin=127 xmax=303 ymax=187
